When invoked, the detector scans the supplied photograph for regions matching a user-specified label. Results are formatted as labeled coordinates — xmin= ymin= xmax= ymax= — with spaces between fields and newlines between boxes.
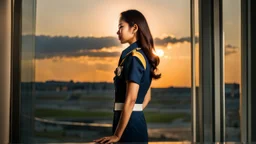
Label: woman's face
xmin=116 ymin=19 xmax=135 ymax=44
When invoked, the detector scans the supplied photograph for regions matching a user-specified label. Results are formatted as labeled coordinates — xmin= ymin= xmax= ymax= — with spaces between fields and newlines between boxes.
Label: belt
xmin=114 ymin=102 xmax=143 ymax=111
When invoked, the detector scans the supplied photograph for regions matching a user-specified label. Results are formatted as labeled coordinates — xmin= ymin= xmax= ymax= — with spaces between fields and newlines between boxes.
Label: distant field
xmin=80 ymin=96 xmax=113 ymax=101
xmin=36 ymin=95 xmax=189 ymax=105
xmin=150 ymin=99 xmax=190 ymax=105
xmin=35 ymin=109 xmax=113 ymax=118
xmin=36 ymin=96 xmax=66 ymax=100
xmin=35 ymin=108 xmax=190 ymax=123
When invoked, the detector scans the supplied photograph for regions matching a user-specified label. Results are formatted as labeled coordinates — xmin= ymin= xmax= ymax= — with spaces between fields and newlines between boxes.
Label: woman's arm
xmin=113 ymin=81 xmax=139 ymax=139
xmin=142 ymin=86 xmax=151 ymax=110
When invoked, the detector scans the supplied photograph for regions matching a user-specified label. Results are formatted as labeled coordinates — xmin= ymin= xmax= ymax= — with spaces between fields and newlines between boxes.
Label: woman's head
xmin=117 ymin=9 xmax=161 ymax=79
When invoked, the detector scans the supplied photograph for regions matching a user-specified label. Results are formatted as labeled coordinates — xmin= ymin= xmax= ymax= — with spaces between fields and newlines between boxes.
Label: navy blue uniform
xmin=112 ymin=41 xmax=152 ymax=143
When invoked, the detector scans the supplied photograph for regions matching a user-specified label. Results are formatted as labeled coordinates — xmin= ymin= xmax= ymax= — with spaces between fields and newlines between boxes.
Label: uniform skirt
xmin=112 ymin=111 xmax=148 ymax=144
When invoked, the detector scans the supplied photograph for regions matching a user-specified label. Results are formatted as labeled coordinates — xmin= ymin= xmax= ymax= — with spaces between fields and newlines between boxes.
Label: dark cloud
xmin=226 ymin=44 xmax=238 ymax=49
xmin=21 ymin=35 xmax=238 ymax=59
xmin=154 ymin=35 xmax=238 ymax=55
xmin=35 ymin=35 xmax=120 ymax=52
xmin=225 ymin=44 xmax=238 ymax=55
xmin=154 ymin=36 xmax=199 ymax=45
xmin=32 ymin=35 xmax=121 ymax=59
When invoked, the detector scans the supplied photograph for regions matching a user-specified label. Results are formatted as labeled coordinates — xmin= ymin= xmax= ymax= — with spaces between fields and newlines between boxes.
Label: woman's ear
xmin=133 ymin=24 xmax=138 ymax=33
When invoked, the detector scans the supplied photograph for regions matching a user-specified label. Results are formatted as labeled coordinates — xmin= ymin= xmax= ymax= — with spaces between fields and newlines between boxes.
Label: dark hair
xmin=120 ymin=9 xmax=161 ymax=79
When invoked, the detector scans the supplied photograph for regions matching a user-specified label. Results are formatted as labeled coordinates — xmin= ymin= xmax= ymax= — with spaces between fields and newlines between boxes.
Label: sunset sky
xmin=31 ymin=0 xmax=241 ymax=88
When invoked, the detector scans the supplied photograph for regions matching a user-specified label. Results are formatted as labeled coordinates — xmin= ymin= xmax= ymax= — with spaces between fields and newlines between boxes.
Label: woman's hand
xmin=93 ymin=135 xmax=120 ymax=144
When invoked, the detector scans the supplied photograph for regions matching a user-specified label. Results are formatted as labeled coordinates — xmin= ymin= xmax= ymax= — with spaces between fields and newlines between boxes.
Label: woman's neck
xmin=128 ymin=38 xmax=137 ymax=45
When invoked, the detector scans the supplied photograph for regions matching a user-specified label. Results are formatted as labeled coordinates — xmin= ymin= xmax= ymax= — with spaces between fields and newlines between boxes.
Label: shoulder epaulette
xmin=119 ymin=48 xmax=146 ymax=70
xmin=131 ymin=48 xmax=146 ymax=69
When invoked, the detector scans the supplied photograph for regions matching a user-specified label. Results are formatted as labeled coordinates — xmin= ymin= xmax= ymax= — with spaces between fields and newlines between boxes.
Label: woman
xmin=93 ymin=9 xmax=161 ymax=144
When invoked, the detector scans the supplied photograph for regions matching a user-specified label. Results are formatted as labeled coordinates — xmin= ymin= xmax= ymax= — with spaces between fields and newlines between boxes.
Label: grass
xmin=35 ymin=109 xmax=112 ymax=118
xmin=35 ymin=108 xmax=190 ymax=123
xmin=145 ymin=112 xmax=190 ymax=123
xmin=150 ymin=99 xmax=191 ymax=105
xmin=36 ymin=96 xmax=113 ymax=101
xmin=36 ymin=96 xmax=66 ymax=101
xmin=80 ymin=96 xmax=113 ymax=101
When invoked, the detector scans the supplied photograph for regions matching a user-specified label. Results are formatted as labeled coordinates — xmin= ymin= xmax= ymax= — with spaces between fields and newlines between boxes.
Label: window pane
xmin=21 ymin=0 xmax=36 ymax=143
xmin=223 ymin=0 xmax=241 ymax=141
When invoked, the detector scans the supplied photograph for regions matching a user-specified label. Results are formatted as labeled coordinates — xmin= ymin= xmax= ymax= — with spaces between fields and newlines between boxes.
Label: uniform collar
xmin=121 ymin=40 xmax=140 ymax=60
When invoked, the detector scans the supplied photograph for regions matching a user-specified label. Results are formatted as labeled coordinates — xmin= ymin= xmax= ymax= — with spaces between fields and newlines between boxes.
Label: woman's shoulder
xmin=125 ymin=48 xmax=147 ymax=70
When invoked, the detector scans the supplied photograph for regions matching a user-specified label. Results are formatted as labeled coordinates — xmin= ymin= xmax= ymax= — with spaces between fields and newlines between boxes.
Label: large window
xmin=19 ymin=0 xmax=244 ymax=143
xmin=29 ymin=0 xmax=192 ymax=143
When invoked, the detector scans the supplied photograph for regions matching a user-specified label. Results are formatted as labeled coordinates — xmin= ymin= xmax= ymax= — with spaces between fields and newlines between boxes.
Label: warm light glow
xmin=153 ymin=49 xmax=164 ymax=57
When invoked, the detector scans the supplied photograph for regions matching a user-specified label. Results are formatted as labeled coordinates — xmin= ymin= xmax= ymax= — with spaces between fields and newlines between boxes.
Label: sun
xmin=153 ymin=49 xmax=164 ymax=57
